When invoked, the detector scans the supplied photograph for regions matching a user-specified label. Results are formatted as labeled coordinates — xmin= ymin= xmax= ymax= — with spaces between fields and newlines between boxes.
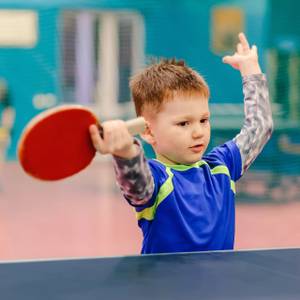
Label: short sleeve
xmin=203 ymin=140 xmax=242 ymax=181
xmin=134 ymin=160 xmax=169 ymax=210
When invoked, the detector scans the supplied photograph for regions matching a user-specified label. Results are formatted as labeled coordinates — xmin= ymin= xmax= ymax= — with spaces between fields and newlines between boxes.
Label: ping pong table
xmin=1 ymin=248 xmax=300 ymax=299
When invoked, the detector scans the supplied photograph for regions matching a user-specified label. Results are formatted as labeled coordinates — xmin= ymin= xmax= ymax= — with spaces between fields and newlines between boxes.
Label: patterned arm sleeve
xmin=112 ymin=139 xmax=154 ymax=206
xmin=233 ymin=73 xmax=273 ymax=174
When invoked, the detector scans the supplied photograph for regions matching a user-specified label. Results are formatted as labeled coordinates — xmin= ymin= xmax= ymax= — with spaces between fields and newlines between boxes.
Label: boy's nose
xmin=192 ymin=124 xmax=204 ymax=139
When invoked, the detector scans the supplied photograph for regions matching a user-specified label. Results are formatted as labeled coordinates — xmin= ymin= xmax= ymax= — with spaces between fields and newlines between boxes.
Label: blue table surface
xmin=1 ymin=248 xmax=300 ymax=300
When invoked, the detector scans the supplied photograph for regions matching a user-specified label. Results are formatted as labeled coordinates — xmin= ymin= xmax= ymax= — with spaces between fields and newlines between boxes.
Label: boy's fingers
xmin=222 ymin=56 xmax=239 ymax=70
xmin=89 ymin=124 xmax=108 ymax=154
xmin=89 ymin=124 xmax=98 ymax=141
xmin=222 ymin=56 xmax=228 ymax=64
xmin=239 ymin=32 xmax=250 ymax=51
xmin=237 ymin=43 xmax=243 ymax=54
xmin=251 ymin=45 xmax=257 ymax=54
xmin=89 ymin=124 xmax=101 ymax=147
xmin=222 ymin=55 xmax=234 ymax=64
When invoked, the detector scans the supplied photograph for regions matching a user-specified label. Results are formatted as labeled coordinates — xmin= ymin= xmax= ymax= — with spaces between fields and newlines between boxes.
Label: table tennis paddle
xmin=18 ymin=105 xmax=145 ymax=181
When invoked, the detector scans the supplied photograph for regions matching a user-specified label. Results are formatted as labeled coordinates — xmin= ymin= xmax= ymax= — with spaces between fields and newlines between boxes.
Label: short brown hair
xmin=130 ymin=58 xmax=210 ymax=116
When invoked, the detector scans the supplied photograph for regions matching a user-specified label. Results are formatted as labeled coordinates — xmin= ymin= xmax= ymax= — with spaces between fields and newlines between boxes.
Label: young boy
xmin=89 ymin=33 xmax=273 ymax=254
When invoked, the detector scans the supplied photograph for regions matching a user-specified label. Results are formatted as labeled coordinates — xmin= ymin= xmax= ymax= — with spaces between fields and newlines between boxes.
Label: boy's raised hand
xmin=222 ymin=32 xmax=262 ymax=76
xmin=89 ymin=120 xmax=138 ymax=159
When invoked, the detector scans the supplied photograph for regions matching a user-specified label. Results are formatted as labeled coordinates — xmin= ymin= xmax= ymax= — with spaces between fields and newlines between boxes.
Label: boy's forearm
xmin=239 ymin=61 xmax=262 ymax=77
xmin=233 ymin=73 xmax=273 ymax=173
xmin=112 ymin=139 xmax=154 ymax=205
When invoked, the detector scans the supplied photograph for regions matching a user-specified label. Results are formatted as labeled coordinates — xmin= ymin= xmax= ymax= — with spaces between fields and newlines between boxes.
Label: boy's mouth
xmin=190 ymin=144 xmax=204 ymax=153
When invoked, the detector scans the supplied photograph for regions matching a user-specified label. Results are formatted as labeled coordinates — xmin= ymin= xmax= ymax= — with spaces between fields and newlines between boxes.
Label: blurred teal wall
xmin=0 ymin=0 xmax=269 ymax=159
xmin=0 ymin=9 xmax=60 ymax=159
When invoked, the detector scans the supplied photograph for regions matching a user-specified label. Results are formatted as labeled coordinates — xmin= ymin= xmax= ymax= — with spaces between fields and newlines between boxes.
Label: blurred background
xmin=0 ymin=0 xmax=300 ymax=260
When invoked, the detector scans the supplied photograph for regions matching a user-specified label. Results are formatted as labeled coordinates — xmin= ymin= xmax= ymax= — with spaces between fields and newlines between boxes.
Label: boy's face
xmin=147 ymin=93 xmax=210 ymax=165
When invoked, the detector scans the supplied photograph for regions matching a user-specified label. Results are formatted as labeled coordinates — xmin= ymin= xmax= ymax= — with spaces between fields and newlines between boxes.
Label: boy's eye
xmin=177 ymin=121 xmax=189 ymax=127
xmin=200 ymin=118 xmax=209 ymax=124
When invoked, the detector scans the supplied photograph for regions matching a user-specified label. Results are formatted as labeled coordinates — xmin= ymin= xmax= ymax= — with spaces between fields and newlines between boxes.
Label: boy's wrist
xmin=239 ymin=62 xmax=262 ymax=77
xmin=113 ymin=143 xmax=140 ymax=160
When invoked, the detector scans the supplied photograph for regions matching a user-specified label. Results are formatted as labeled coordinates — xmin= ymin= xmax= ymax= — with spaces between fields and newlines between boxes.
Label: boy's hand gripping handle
xmin=98 ymin=117 xmax=146 ymax=138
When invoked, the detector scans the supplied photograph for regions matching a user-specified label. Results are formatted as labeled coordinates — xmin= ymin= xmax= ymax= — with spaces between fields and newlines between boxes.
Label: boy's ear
xmin=140 ymin=121 xmax=156 ymax=146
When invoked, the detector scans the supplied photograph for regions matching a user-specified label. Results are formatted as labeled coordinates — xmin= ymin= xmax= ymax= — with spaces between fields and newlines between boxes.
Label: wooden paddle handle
xmin=98 ymin=116 xmax=146 ymax=138
xmin=125 ymin=117 xmax=146 ymax=136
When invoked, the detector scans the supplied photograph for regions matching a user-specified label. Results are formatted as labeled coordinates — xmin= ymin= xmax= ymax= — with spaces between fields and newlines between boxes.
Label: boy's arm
xmin=89 ymin=121 xmax=154 ymax=205
xmin=223 ymin=33 xmax=273 ymax=174
xmin=233 ymin=74 xmax=273 ymax=173
xmin=112 ymin=140 xmax=154 ymax=205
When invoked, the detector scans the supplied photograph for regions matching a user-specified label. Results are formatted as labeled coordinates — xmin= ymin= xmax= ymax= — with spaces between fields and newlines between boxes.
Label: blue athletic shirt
xmin=135 ymin=140 xmax=242 ymax=254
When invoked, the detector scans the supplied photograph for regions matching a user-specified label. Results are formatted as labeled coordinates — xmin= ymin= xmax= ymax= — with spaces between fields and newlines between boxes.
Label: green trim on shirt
xmin=136 ymin=167 xmax=174 ymax=221
xmin=136 ymin=161 xmax=236 ymax=221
